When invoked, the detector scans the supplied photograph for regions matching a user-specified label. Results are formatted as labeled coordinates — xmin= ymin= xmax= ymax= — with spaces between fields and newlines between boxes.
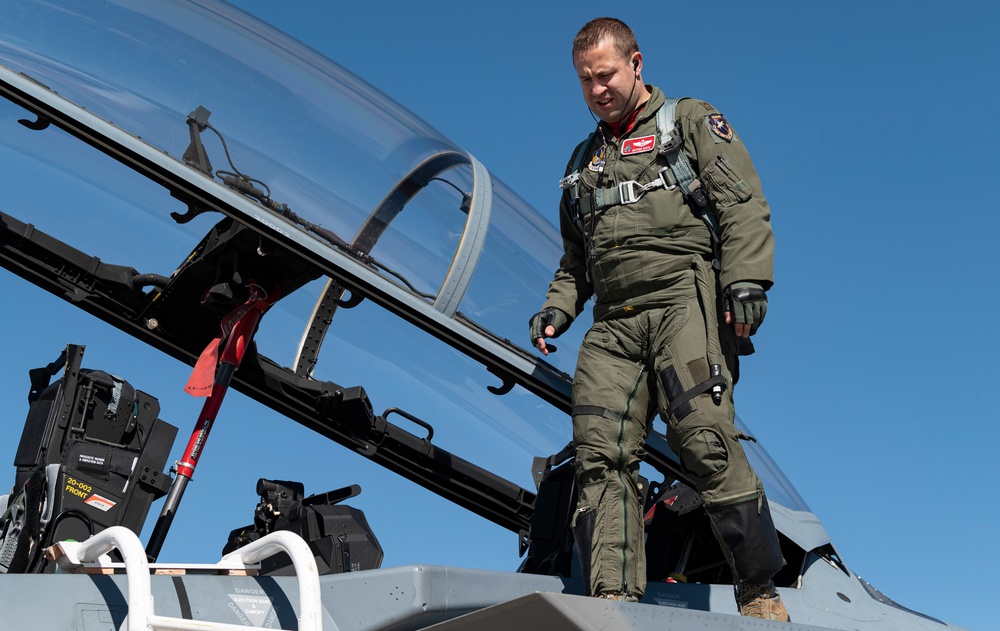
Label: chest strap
xmin=559 ymin=130 xmax=676 ymax=216
xmin=560 ymin=101 xmax=692 ymax=207
xmin=577 ymin=168 xmax=674 ymax=215
xmin=559 ymin=100 xmax=720 ymax=237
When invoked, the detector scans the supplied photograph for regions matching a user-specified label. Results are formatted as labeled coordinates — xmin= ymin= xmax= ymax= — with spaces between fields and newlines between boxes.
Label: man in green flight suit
xmin=529 ymin=17 xmax=789 ymax=621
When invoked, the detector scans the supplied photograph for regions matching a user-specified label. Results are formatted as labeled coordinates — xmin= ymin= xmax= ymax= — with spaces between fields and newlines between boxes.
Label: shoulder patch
xmin=707 ymin=114 xmax=734 ymax=142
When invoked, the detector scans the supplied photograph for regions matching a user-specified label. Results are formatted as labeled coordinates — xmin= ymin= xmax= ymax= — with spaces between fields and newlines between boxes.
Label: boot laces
xmin=736 ymin=581 xmax=788 ymax=621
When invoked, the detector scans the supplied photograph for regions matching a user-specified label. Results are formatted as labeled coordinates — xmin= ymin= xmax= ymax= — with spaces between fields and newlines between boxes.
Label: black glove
xmin=529 ymin=307 xmax=570 ymax=352
xmin=725 ymin=281 xmax=768 ymax=335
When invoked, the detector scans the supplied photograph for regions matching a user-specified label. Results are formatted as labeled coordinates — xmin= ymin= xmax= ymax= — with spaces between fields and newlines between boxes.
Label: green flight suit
xmin=540 ymin=87 xmax=782 ymax=598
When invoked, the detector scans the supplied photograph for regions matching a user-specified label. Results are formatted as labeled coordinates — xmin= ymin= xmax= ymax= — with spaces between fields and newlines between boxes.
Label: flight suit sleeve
xmin=541 ymin=193 xmax=593 ymax=321
xmin=680 ymin=100 xmax=774 ymax=291
xmin=541 ymin=153 xmax=594 ymax=322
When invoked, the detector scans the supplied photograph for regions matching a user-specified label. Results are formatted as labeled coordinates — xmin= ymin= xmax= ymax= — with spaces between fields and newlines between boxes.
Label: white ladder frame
xmin=48 ymin=526 xmax=328 ymax=631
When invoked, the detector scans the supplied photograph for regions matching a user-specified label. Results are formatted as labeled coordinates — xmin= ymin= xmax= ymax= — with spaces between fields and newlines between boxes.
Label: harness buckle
xmin=656 ymin=166 xmax=677 ymax=190
xmin=618 ymin=180 xmax=640 ymax=205
xmin=559 ymin=172 xmax=580 ymax=190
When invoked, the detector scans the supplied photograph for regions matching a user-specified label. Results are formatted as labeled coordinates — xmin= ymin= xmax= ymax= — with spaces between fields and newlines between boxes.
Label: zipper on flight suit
xmin=615 ymin=362 xmax=646 ymax=594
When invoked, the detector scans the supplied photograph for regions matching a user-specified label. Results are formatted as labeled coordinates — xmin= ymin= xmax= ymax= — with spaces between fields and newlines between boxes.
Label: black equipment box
xmin=225 ymin=478 xmax=383 ymax=576
xmin=0 ymin=344 xmax=176 ymax=572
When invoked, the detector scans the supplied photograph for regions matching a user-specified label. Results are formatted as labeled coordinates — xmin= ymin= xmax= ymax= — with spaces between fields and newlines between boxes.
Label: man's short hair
xmin=573 ymin=18 xmax=639 ymax=62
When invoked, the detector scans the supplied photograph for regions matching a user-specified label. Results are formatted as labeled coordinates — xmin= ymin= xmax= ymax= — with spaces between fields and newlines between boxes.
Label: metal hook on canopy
xmin=18 ymin=113 xmax=50 ymax=130
xmin=486 ymin=366 xmax=515 ymax=395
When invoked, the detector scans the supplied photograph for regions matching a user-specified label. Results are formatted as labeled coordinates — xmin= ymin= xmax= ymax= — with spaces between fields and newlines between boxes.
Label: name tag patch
xmin=622 ymin=135 xmax=656 ymax=155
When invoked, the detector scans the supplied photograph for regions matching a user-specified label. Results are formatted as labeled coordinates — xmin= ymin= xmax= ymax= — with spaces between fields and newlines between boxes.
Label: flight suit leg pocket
xmin=679 ymin=427 xmax=729 ymax=480
xmin=652 ymin=301 xmax=715 ymax=424
xmin=573 ymin=324 xmax=643 ymax=429
xmin=572 ymin=478 xmax=609 ymax=595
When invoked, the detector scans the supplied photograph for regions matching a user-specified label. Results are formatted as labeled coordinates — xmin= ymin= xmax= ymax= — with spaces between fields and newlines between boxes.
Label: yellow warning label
xmin=65 ymin=477 xmax=93 ymax=499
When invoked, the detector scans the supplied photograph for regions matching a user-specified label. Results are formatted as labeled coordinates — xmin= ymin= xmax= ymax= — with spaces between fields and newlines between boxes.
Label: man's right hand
xmin=529 ymin=307 xmax=570 ymax=356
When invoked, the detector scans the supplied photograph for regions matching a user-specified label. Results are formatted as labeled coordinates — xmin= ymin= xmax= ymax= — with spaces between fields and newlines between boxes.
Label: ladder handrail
xmin=50 ymin=526 xmax=328 ymax=631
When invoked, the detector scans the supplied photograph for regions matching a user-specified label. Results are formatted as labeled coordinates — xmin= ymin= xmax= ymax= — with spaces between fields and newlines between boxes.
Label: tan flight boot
xmin=596 ymin=592 xmax=639 ymax=603
xmin=735 ymin=580 xmax=790 ymax=622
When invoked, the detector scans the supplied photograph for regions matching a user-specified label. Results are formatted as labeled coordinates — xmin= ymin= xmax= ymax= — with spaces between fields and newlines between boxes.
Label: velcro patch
xmin=707 ymin=114 xmax=734 ymax=142
xmin=587 ymin=144 xmax=607 ymax=172
xmin=622 ymin=134 xmax=656 ymax=155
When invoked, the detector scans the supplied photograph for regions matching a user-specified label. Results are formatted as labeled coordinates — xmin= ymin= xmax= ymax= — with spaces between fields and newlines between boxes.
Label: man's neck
xmin=608 ymin=96 xmax=649 ymax=138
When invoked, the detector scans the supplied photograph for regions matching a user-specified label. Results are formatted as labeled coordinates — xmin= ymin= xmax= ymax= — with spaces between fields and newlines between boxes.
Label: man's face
xmin=574 ymin=39 xmax=641 ymax=124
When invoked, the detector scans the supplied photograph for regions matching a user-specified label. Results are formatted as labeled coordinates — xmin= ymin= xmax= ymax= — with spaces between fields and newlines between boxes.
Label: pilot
xmin=530 ymin=17 xmax=788 ymax=621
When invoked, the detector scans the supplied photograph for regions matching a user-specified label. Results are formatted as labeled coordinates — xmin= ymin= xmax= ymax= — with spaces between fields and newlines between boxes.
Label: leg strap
xmin=664 ymin=374 xmax=726 ymax=419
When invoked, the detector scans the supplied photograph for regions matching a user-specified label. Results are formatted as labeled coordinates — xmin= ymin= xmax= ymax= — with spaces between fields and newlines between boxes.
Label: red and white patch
xmin=621 ymin=135 xmax=656 ymax=155
xmin=85 ymin=494 xmax=117 ymax=512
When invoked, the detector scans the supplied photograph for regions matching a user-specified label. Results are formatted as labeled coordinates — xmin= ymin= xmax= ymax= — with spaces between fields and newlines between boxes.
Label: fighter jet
xmin=0 ymin=1 xmax=970 ymax=629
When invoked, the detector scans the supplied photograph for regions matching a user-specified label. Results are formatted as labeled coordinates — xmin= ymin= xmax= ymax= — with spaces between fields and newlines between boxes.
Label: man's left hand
xmin=724 ymin=281 xmax=767 ymax=338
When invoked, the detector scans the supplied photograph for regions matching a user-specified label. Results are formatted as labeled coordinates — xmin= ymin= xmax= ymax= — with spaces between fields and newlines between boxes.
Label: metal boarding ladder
xmin=47 ymin=526 xmax=326 ymax=631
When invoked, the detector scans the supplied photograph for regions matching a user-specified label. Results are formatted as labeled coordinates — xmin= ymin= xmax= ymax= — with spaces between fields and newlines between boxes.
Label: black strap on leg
xmin=665 ymin=375 xmax=726 ymax=419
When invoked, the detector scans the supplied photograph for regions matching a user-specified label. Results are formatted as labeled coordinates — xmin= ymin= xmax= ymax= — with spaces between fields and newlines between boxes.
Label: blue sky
xmin=0 ymin=2 xmax=996 ymax=629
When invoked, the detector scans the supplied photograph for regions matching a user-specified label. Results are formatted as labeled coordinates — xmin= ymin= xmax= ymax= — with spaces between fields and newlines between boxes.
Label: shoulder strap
xmin=572 ymin=131 xmax=598 ymax=175
xmin=656 ymin=98 xmax=722 ymax=258
xmin=656 ymin=98 xmax=698 ymax=195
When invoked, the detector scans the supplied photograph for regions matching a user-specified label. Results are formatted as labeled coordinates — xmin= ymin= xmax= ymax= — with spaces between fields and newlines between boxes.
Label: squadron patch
xmin=707 ymin=114 xmax=734 ymax=142
xmin=622 ymin=135 xmax=656 ymax=155
xmin=587 ymin=144 xmax=607 ymax=172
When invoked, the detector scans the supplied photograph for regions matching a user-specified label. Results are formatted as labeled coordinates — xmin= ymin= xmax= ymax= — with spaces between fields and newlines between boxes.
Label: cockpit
xmin=0 ymin=0 xmax=826 ymax=589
